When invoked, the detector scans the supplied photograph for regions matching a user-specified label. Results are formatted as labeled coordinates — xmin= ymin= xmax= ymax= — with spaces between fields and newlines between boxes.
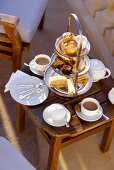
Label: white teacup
xmin=108 ymin=87 xmax=114 ymax=104
xmin=90 ymin=59 xmax=111 ymax=82
xmin=32 ymin=54 xmax=51 ymax=72
xmin=48 ymin=104 xmax=67 ymax=121
xmin=81 ymin=98 xmax=102 ymax=116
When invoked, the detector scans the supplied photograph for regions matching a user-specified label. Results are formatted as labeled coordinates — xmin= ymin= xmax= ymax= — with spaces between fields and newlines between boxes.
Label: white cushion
xmin=0 ymin=0 xmax=48 ymax=43
xmin=0 ymin=137 xmax=36 ymax=170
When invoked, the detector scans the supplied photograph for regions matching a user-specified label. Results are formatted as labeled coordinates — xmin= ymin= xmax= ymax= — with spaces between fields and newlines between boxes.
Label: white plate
xmin=76 ymin=105 xmax=103 ymax=122
xmin=10 ymin=76 xmax=49 ymax=106
xmin=43 ymin=104 xmax=71 ymax=127
xmin=29 ymin=60 xmax=44 ymax=76
xmin=44 ymin=66 xmax=93 ymax=97
xmin=55 ymin=35 xmax=90 ymax=58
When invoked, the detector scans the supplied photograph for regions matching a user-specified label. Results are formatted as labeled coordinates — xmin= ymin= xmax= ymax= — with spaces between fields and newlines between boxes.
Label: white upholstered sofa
xmin=0 ymin=0 xmax=48 ymax=71
xmin=0 ymin=137 xmax=36 ymax=170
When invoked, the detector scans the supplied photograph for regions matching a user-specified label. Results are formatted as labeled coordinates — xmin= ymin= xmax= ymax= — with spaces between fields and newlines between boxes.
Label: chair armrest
xmin=0 ymin=13 xmax=20 ymax=28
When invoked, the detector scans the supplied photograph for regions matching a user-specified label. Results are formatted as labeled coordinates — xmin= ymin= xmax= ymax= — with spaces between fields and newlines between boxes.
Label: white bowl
xmin=47 ymin=103 xmax=67 ymax=121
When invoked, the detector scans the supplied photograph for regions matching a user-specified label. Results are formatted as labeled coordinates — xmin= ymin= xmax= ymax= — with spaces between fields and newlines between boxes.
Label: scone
xmin=49 ymin=76 xmax=67 ymax=89
xmin=59 ymin=32 xmax=78 ymax=56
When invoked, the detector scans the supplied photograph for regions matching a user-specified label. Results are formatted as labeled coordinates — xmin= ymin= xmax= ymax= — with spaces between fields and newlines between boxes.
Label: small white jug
xmin=90 ymin=59 xmax=111 ymax=82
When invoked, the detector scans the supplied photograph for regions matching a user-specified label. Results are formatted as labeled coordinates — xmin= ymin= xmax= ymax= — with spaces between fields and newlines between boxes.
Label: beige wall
xmin=66 ymin=0 xmax=114 ymax=79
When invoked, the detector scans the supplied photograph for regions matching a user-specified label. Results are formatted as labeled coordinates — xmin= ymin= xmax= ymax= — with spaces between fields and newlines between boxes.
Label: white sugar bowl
xmin=90 ymin=59 xmax=111 ymax=82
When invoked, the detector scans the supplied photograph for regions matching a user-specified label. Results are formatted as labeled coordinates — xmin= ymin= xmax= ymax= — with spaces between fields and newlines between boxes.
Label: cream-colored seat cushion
xmin=0 ymin=137 xmax=36 ymax=170
xmin=0 ymin=0 xmax=48 ymax=43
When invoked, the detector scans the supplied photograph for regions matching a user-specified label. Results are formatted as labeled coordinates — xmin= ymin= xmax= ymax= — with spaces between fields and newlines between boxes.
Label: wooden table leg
xmin=47 ymin=137 xmax=62 ymax=170
xmin=100 ymin=120 xmax=114 ymax=152
xmin=16 ymin=103 xmax=25 ymax=132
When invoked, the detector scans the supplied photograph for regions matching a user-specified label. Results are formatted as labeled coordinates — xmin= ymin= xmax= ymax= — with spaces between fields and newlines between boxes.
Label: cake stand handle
xmin=67 ymin=13 xmax=83 ymax=95
xmin=67 ymin=13 xmax=82 ymax=36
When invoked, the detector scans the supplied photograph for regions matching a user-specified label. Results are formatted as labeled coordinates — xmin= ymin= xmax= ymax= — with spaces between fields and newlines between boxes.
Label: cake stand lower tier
xmin=44 ymin=66 xmax=93 ymax=97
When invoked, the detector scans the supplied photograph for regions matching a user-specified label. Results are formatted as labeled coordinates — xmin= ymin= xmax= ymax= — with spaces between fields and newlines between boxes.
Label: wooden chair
xmin=0 ymin=0 xmax=48 ymax=72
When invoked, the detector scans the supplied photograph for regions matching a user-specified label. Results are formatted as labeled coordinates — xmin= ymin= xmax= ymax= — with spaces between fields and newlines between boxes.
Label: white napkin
xmin=4 ymin=70 xmax=33 ymax=92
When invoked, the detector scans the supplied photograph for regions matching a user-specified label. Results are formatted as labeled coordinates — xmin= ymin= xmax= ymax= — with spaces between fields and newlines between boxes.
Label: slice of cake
xmin=49 ymin=76 xmax=76 ymax=96
xmin=49 ymin=76 xmax=67 ymax=89
xmin=67 ymin=78 xmax=76 ymax=96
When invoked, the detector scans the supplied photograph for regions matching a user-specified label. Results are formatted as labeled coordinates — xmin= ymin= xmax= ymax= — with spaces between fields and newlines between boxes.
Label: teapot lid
xmin=90 ymin=59 xmax=105 ymax=70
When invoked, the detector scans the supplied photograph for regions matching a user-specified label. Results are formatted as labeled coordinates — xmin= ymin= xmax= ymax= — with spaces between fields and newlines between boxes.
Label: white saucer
xmin=43 ymin=104 xmax=71 ymax=127
xmin=76 ymin=105 xmax=103 ymax=122
xmin=29 ymin=60 xmax=44 ymax=76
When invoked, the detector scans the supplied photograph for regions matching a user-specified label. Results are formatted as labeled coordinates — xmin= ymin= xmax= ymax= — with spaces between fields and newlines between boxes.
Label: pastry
xmin=52 ymin=52 xmax=86 ymax=75
xmin=52 ymin=55 xmax=73 ymax=75
xmin=54 ymin=50 xmax=75 ymax=67
xmin=52 ymin=56 xmax=66 ymax=69
xmin=77 ymin=74 xmax=88 ymax=83
xmin=59 ymin=32 xmax=78 ymax=56
xmin=64 ymin=41 xmax=78 ymax=55
xmin=49 ymin=76 xmax=67 ymax=89
xmin=60 ymin=65 xmax=72 ymax=75
xmin=62 ymin=32 xmax=76 ymax=43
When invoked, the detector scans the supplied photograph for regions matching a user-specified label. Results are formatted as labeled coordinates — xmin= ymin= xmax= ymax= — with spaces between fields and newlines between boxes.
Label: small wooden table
xmin=16 ymin=67 xmax=114 ymax=170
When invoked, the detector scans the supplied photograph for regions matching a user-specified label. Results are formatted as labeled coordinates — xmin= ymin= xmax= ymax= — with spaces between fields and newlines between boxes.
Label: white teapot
xmin=90 ymin=59 xmax=111 ymax=82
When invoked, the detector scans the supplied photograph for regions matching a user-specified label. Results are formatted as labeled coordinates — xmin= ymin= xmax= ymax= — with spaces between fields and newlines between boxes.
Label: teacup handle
xmin=103 ymin=68 xmax=111 ymax=79
xmin=97 ymin=109 xmax=102 ymax=115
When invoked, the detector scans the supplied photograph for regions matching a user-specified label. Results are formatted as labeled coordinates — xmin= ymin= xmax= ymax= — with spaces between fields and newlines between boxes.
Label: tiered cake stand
xmin=44 ymin=13 xmax=93 ymax=97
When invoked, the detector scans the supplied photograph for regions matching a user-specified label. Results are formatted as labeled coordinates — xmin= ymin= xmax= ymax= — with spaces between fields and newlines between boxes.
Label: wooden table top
xmin=22 ymin=66 xmax=114 ymax=138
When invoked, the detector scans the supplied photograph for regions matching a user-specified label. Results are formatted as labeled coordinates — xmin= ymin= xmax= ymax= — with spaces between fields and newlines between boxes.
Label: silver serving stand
xmin=44 ymin=13 xmax=92 ymax=97
xmin=67 ymin=13 xmax=83 ymax=95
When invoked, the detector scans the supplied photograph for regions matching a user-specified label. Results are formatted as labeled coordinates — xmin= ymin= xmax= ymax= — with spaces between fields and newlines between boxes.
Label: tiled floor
xmin=0 ymin=0 xmax=114 ymax=170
